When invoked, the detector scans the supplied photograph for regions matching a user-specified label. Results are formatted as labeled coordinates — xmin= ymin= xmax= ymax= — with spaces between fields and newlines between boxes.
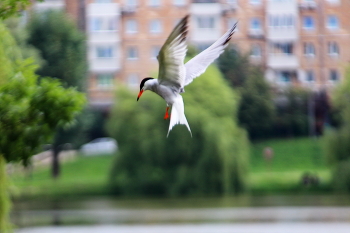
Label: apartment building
xmin=34 ymin=0 xmax=350 ymax=107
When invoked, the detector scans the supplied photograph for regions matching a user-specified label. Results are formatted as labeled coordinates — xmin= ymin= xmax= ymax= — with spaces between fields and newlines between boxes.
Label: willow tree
xmin=0 ymin=21 xmax=85 ymax=232
xmin=107 ymin=64 xmax=249 ymax=197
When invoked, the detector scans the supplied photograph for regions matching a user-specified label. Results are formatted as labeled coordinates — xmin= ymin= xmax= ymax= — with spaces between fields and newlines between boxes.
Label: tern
xmin=137 ymin=15 xmax=237 ymax=137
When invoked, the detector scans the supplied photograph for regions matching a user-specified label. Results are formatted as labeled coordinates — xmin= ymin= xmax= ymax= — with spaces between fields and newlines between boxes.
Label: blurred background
xmin=1 ymin=0 xmax=350 ymax=232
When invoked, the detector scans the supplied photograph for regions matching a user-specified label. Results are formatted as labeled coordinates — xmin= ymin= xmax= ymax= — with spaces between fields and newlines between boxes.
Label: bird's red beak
xmin=137 ymin=90 xmax=144 ymax=101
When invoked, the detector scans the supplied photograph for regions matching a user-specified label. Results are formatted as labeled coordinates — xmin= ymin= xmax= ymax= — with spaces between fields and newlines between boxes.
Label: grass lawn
xmin=10 ymin=154 xmax=115 ymax=198
xmin=9 ymin=137 xmax=332 ymax=198
xmin=249 ymin=137 xmax=331 ymax=193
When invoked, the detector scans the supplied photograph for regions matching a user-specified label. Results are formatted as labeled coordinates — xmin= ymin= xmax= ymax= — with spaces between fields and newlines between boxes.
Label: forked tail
xmin=167 ymin=95 xmax=192 ymax=137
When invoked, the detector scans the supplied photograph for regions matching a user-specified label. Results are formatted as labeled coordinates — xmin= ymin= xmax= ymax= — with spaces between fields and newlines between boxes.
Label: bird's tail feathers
xmin=167 ymin=95 xmax=192 ymax=137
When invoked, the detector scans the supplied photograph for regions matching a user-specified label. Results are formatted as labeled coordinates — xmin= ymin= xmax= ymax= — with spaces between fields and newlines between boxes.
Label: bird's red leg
xmin=164 ymin=107 xmax=170 ymax=120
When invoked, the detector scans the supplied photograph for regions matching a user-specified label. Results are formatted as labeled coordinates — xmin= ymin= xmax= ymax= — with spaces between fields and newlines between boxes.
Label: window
xmin=126 ymin=0 xmax=137 ymax=6
xmin=329 ymin=70 xmax=339 ymax=81
xmin=286 ymin=16 xmax=294 ymax=28
xmin=197 ymin=16 xmax=215 ymax=29
xmin=328 ymin=41 xmax=339 ymax=55
xmin=91 ymin=18 xmax=103 ymax=31
xmin=304 ymin=43 xmax=315 ymax=56
xmin=306 ymin=70 xmax=314 ymax=82
xmin=251 ymin=44 xmax=262 ymax=57
xmin=149 ymin=19 xmax=162 ymax=33
xmin=97 ymin=74 xmax=114 ymax=88
xmin=127 ymin=46 xmax=138 ymax=60
xmin=151 ymin=46 xmax=160 ymax=59
xmin=96 ymin=46 xmax=113 ymax=58
xmin=250 ymin=18 xmax=261 ymax=30
xmin=303 ymin=16 xmax=314 ymax=30
xmin=125 ymin=19 xmax=137 ymax=33
xmin=90 ymin=17 xmax=117 ymax=31
xmin=327 ymin=15 xmax=339 ymax=29
xmin=127 ymin=73 xmax=139 ymax=88
xmin=279 ymin=71 xmax=292 ymax=83
xmin=149 ymin=0 xmax=161 ymax=7
xmin=173 ymin=0 xmax=186 ymax=6
xmin=271 ymin=43 xmax=293 ymax=55
xmin=271 ymin=15 xmax=293 ymax=28
xmin=250 ymin=0 xmax=261 ymax=5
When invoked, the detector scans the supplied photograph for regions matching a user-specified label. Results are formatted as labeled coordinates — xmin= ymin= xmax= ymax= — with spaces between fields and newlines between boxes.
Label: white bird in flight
xmin=137 ymin=15 xmax=237 ymax=137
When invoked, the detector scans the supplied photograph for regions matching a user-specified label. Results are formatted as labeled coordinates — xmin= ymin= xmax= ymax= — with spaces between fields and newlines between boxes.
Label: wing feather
xmin=184 ymin=22 xmax=238 ymax=86
xmin=157 ymin=15 xmax=189 ymax=92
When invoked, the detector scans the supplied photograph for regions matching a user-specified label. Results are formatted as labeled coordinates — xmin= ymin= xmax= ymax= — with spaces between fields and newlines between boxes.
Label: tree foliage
xmin=273 ymin=88 xmax=310 ymax=137
xmin=27 ymin=10 xmax=87 ymax=90
xmin=0 ymin=0 xmax=37 ymax=20
xmin=0 ymin=21 xmax=85 ymax=232
xmin=324 ymin=67 xmax=350 ymax=192
xmin=5 ymin=17 xmax=44 ymax=66
xmin=107 ymin=64 xmax=249 ymax=197
xmin=218 ymin=46 xmax=275 ymax=139
xmin=26 ymin=10 xmax=88 ymax=178
xmin=0 ymin=21 xmax=85 ymax=164
xmin=217 ymin=46 xmax=250 ymax=88
xmin=237 ymin=67 xmax=275 ymax=139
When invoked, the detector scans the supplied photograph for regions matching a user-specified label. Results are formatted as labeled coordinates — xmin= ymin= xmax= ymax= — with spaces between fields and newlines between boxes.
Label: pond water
xmin=11 ymin=194 xmax=350 ymax=229
xmin=15 ymin=223 xmax=350 ymax=233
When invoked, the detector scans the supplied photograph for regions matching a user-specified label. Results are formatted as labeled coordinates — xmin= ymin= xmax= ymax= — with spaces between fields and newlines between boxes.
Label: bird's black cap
xmin=140 ymin=77 xmax=154 ymax=90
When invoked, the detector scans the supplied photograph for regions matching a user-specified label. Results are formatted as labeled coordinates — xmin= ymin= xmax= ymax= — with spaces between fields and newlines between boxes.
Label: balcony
xmin=89 ymin=32 xmax=120 ymax=43
xmin=267 ymin=0 xmax=298 ymax=14
xmin=87 ymin=3 xmax=120 ymax=16
xmin=190 ymin=2 xmax=222 ymax=14
xmin=190 ymin=3 xmax=222 ymax=43
xmin=248 ymin=29 xmax=264 ymax=39
xmin=89 ymin=58 xmax=121 ymax=73
xmin=121 ymin=6 xmax=137 ymax=15
xmin=222 ymin=0 xmax=238 ymax=13
xmin=299 ymin=1 xmax=317 ymax=10
xmin=33 ymin=0 xmax=64 ymax=11
xmin=192 ymin=0 xmax=219 ymax=3
xmin=267 ymin=54 xmax=299 ymax=70
xmin=267 ymin=27 xmax=298 ymax=42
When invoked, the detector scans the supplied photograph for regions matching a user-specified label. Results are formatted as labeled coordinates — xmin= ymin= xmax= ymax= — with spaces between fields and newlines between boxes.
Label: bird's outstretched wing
xmin=157 ymin=15 xmax=189 ymax=92
xmin=184 ymin=22 xmax=237 ymax=86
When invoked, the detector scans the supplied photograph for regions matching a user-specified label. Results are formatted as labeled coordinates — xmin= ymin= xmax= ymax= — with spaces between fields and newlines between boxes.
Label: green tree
xmin=218 ymin=46 xmax=275 ymax=139
xmin=5 ymin=17 xmax=44 ymax=66
xmin=218 ymin=46 xmax=250 ymax=87
xmin=107 ymin=64 xmax=249 ymax=197
xmin=0 ymin=0 xmax=38 ymax=20
xmin=26 ymin=10 xmax=87 ymax=178
xmin=27 ymin=10 xmax=87 ymax=90
xmin=325 ymin=67 xmax=350 ymax=192
xmin=273 ymin=88 xmax=310 ymax=137
xmin=0 ymin=22 xmax=85 ymax=232
xmin=237 ymin=67 xmax=275 ymax=139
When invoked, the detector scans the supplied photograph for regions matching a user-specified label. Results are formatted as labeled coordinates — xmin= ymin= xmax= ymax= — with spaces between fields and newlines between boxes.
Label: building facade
xmin=33 ymin=0 xmax=350 ymax=107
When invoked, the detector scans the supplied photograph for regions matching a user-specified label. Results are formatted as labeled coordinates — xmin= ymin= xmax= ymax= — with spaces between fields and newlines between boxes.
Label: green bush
xmin=107 ymin=65 xmax=249 ymax=197
xmin=332 ymin=159 xmax=350 ymax=192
